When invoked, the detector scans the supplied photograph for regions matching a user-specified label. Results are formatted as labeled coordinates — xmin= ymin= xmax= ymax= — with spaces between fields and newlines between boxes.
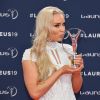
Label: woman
xmin=22 ymin=6 xmax=84 ymax=100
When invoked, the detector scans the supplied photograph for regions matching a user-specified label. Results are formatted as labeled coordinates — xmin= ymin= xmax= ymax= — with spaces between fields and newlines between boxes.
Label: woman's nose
xmin=60 ymin=25 xmax=65 ymax=32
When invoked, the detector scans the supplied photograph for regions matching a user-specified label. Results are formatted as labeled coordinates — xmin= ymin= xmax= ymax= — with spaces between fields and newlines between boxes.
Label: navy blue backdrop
xmin=0 ymin=0 xmax=100 ymax=100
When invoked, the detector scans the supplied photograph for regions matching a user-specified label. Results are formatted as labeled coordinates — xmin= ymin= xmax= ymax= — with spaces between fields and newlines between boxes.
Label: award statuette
xmin=62 ymin=28 xmax=85 ymax=68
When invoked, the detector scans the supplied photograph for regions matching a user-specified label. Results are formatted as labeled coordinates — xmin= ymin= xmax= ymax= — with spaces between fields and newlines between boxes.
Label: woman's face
xmin=48 ymin=13 xmax=65 ymax=42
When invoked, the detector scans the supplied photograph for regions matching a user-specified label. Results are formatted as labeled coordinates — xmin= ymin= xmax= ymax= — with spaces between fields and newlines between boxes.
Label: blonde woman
xmin=22 ymin=6 xmax=84 ymax=100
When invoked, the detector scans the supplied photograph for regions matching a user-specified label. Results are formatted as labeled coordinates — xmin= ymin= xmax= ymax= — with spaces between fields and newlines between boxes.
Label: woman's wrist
xmin=57 ymin=68 xmax=63 ymax=76
xmin=72 ymin=72 xmax=81 ymax=77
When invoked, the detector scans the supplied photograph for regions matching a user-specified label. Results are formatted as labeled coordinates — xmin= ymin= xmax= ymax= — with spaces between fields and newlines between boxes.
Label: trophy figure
xmin=62 ymin=28 xmax=85 ymax=68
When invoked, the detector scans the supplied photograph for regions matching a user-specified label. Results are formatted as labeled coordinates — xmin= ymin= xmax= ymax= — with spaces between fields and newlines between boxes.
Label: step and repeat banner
xmin=0 ymin=0 xmax=100 ymax=100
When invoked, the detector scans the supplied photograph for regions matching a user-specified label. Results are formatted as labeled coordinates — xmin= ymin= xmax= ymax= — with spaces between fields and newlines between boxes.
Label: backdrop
xmin=0 ymin=0 xmax=100 ymax=100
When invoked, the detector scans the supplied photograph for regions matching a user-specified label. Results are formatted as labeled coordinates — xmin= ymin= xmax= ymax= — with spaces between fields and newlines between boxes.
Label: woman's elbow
xmin=74 ymin=88 xmax=80 ymax=94
xmin=73 ymin=80 xmax=83 ymax=93
xmin=73 ymin=85 xmax=83 ymax=94
xmin=29 ymin=92 xmax=40 ymax=100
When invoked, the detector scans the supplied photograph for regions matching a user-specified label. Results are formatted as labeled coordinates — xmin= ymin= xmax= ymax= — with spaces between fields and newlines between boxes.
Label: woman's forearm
xmin=72 ymin=72 xmax=83 ymax=93
xmin=32 ymin=69 xmax=62 ymax=99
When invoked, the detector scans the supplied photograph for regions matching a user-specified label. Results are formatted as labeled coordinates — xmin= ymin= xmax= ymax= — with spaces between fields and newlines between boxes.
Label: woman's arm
xmin=22 ymin=59 xmax=83 ymax=99
xmin=22 ymin=60 xmax=63 ymax=99
xmin=72 ymin=72 xmax=83 ymax=93
xmin=71 ymin=54 xmax=84 ymax=93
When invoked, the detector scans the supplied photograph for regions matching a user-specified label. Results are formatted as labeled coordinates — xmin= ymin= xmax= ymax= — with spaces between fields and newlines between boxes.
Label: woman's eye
xmin=54 ymin=23 xmax=65 ymax=27
xmin=62 ymin=23 xmax=65 ymax=26
xmin=54 ymin=24 xmax=60 ymax=27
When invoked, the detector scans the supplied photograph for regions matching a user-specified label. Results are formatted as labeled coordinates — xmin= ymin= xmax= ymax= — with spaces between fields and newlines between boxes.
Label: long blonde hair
xmin=31 ymin=6 xmax=64 ymax=80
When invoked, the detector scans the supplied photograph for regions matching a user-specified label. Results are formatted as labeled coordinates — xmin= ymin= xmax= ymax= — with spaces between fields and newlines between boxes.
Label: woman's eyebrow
xmin=54 ymin=22 xmax=65 ymax=25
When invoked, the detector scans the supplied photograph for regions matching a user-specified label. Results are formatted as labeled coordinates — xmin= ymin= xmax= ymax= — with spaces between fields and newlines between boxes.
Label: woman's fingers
xmin=73 ymin=63 xmax=84 ymax=72
xmin=74 ymin=54 xmax=84 ymax=66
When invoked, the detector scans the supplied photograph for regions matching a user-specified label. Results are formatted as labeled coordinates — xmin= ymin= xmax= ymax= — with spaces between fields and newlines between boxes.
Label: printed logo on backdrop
xmin=80 ymin=32 xmax=100 ymax=39
xmin=0 ymin=47 xmax=18 ymax=58
xmin=30 ymin=13 xmax=70 ymax=19
xmin=82 ymin=70 xmax=100 ymax=77
xmin=0 ymin=70 xmax=17 ymax=76
xmin=0 ymin=9 xmax=18 ymax=19
xmin=0 ymin=86 xmax=17 ymax=97
xmin=0 ymin=32 xmax=18 ymax=37
xmin=30 ymin=33 xmax=35 ymax=38
xmin=81 ymin=14 xmax=100 ymax=19
xmin=81 ymin=52 xmax=100 ymax=58
xmin=80 ymin=90 xmax=100 ymax=96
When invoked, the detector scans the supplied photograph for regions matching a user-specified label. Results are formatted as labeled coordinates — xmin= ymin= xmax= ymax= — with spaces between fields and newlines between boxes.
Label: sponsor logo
xmin=30 ymin=33 xmax=34 ymax=37
xmin=0 ymin=70 xmax=17 ymax=76
xmin=82 ymin=71 xmax=100 ymax=77
xmin=30 ymin=13 xmax=70 ymax=19
xmin=81 ymin=52 xmax=100 ymax=57
xmin=0 ymin=86 xmax=17 ymax=97
xmin=65 ymin=14 xmax=70 ymax=18
xmin=30 ymin=13 xmax=36 ymax=18
xmin=81 ymin=14 xmax=100 ymax=19
xmin=30 ymin=33 xmax=35 ymax=39
xmin=0 ymin=47 xmax=18 ymax=58
xmin=80 ymin=90 xmax=100 ymax=96
xmin=80 ymin=33 xmax=100 ymax=38
xmin=0 ymin=32 xmax=18 ymax=37
xmin=0 ymin=9 xmax=18 ymax=19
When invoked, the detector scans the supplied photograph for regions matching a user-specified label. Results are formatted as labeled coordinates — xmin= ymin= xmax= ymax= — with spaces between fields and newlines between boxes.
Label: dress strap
xmin=51 ymin=49 xmax=61 ymax=64
xmin=55 ymin=49 xmax=61 ymax=64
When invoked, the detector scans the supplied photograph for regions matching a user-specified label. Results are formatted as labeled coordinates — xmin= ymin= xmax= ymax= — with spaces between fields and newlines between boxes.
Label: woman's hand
xmin=73 ymin=54 xmax=84 ymax=73
xmin=60 ymin=54 xmax=84 ymax=75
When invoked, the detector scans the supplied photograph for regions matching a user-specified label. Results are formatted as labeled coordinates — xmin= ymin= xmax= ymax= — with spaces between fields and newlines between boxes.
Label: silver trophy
xmin=62 ymin=28 xmax=85 ymax=68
